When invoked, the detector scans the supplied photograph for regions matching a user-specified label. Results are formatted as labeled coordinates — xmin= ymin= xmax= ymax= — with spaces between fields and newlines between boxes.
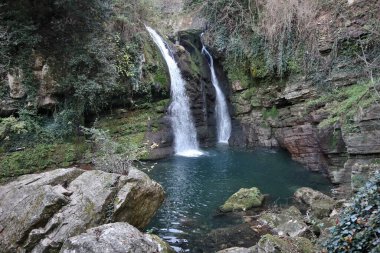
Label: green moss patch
xmin=0 ymin=141 xmax=88 ymax=182
xmin=95 ymin=104 xmax=166 ymax=159
xmin=307 ymin=80 xmax=379 ymax=130
xmin=263 ymin=106 xmax=279 ymax=120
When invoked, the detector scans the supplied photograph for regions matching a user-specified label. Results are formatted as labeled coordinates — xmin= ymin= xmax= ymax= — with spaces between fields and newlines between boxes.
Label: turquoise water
xmin=144 ymin=146 xmax=331 ymax=252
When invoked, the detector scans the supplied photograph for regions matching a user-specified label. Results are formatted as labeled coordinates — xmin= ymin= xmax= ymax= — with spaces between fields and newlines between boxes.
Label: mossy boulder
xmin=220 ymin=187 xmax=264 ymax=212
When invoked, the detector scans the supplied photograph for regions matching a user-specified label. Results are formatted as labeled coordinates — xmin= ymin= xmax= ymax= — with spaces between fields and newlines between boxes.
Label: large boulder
xmin=258 ymin=206 xmax=309 ymax=238
xmin=60 ymin=222 xmax=174 ymax=253
xmin=220 ymin=187 xmax=264 ymax=212
xmin=294 ymin=187 xmax=335 ymax=219
xmin=0 ymin=168 xmax=164 ymax=252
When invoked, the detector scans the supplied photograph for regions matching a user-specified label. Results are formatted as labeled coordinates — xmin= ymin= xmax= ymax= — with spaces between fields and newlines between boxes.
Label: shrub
xmin=82 ymin=127 xmax=133 ymax=175
xmin=323 ymin=171 xmax=380 ymax=253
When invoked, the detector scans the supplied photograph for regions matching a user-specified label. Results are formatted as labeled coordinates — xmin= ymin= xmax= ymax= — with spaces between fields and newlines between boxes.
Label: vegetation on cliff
xmin=196 ymin=0 xmax=379 ymax=91
xmin=0 ymin=0 xmax=168 ymax=180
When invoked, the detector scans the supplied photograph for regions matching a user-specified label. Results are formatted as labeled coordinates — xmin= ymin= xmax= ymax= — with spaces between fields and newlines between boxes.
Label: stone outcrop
xmin=60 ymin=222 xmax=174 ymax=253
xmin=33 ymin=55 xmax=59 ymax=110
xmin=220 ymin=187 xmax=264 ymax=212
xmin=0 ymin=168 xmax=164 ymax=252
xmin=7 ymin=68 xmax=25 ymax=99
xmin=1 ymin=53 xmax=60 ymax=115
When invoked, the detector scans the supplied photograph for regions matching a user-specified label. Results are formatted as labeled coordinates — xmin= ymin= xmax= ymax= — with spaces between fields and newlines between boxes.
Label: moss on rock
xmin=220 ymin=187 xmax=264 ymax=212
xmin=0 ymin=142 xmax=88 ymax=182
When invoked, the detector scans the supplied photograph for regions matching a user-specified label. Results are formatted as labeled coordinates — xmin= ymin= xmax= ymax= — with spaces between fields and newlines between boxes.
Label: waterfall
xmin=202 ymin=46 xmax=232 ymax=143
xmin=146 ymin=26 xmax=203 ymax=157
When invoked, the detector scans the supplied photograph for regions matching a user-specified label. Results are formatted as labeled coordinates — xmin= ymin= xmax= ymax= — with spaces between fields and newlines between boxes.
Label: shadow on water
xmin=142 ymin=146 xmax=331 ymax=252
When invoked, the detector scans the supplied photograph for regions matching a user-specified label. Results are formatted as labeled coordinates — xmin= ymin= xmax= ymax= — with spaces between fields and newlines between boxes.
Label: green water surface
xmin=144 ymin=146 xmax=331 ymax=252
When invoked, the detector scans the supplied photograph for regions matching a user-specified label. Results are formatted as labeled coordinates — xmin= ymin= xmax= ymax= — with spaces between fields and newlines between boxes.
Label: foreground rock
xmin=197 ymin=223 xmax=270 ymax=252
xmin=0 ymin=168 xmax=164 ymax=252
xmin=216 ymin=234 xmax=314 ymax=253
xmin=258 ymin=206 xmax=310 ymax=238
xmin=294 ymin=187 xmax=336 ymax=218
xmin=60 ymin=222 xmax=174 ymax=253
xmin=220 ymin=187 xmax=264 ymax=212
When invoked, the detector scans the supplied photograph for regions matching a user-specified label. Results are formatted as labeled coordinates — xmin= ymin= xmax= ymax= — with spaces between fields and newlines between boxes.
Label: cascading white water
xmin=202 ymin=46 xmax=232 ymax=143
xmin=146 ymin=26 xmax=203 ymax=157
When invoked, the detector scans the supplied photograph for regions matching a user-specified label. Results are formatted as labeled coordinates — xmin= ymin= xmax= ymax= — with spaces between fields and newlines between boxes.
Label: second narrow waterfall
xmin=202 ymin=46 xmax=232 ymax=143
xmin=146 ymin=26 xmax=203 ymax=157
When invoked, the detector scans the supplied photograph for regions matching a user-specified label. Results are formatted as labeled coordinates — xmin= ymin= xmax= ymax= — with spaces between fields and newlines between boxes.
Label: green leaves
xmin=324 ymin=172 xmax=380 ymax=253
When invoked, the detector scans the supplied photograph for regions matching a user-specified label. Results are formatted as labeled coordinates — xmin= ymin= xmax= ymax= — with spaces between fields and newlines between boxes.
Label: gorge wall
xmin=225 ymin=0 xmax=380 ymax=197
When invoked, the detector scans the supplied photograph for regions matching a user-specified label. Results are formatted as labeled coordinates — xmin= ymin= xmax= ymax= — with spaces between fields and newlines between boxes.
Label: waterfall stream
xmin=146 ymin=26 xmax=203 ymax=157
xmin=202 ymin=46 xmax=232 ymax=143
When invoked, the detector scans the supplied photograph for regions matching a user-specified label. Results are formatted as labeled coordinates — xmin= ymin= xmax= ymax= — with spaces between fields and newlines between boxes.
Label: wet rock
xmin=258 ymin=206 xmax=309 ymax=238
xmin=220 ymin=188 xmax=264 ymax=212
xmin=0 ymin=168 xmax=164 ymax=252
xmin=294 ymin=187 xmax=336 ymax=219
xmin=60 ymin=222 xmax=174 ymax=253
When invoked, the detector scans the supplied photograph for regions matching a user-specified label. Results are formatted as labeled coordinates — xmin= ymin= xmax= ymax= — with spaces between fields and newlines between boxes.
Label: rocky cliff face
xmin=228 ymin=0 xmax=380 ymax=197
xmin=1 ymin=53 xmax=59 ymax=116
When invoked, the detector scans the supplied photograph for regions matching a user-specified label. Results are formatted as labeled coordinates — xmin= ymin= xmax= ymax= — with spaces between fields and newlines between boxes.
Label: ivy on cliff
xmin=324 ymin=171 xmax=380 ymax=253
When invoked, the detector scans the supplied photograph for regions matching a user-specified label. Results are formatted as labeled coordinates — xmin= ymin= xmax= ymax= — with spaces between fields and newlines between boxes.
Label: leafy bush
xmin=324 ymin=171 xmax=380 ymax=253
